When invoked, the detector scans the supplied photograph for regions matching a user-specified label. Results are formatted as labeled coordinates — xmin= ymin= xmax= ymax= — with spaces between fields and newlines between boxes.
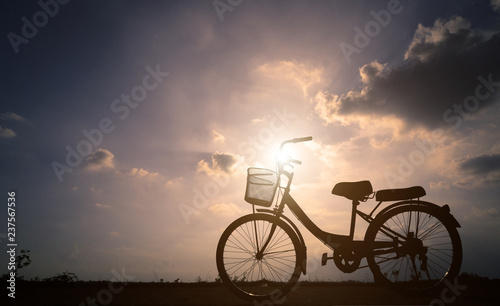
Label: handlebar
xmin=279 ymin=136 xmax=313 ymax=149
xmin=293 ymin=136 xmax=313 ymax=143
xmin=277 ymin=136 xmax=312 ymax=171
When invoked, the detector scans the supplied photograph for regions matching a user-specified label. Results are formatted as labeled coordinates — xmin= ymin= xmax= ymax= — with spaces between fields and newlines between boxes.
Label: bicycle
xmin=216 ymin=136 xmax=462 ymax=302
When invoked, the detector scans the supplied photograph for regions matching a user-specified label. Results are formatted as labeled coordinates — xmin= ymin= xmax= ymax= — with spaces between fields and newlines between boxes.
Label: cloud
xmin=255 ymin=60 xmax=323 ymax=96
xmin=404 ymin=17 xmax=473 ymax=61
xmin=360 ymin=60 xmax=387 ymax=84
xmin=165 ymin=176 xmax=184 ymax=187
xmin=0 ymin=126 xmax=16 ymax=138
xmin=95 ymin=203 xmax=112 ymax=209
xmin=314 ymin=91 xmax=344 ymax=125
xmin=129 ymin=167 xmax=159 ymax=178
xmin=85 ymin=149 xmax=115 ymax=171
xmin=471 ymin=206 xmax=500 ymax=218
xmin=460 ymin=153 xmax=500 ymax=175
xmin=69 ymin=243 xmax=81 ymax=260
xmin=211 ymin=130 xmax=225 ymax=143
xmin=492 ymin=0 xmax=500 ymax=12
xmin=429 ymin=181 xmax=450 ymax=190
xmin=314 ymin=16 xmax=500 ymax=130
xmin=197 ymin=152 xmax=243 ymax=176
xmin=463 ymin=206 xmax=500 ymax=223
xmin=208 ymin=203 xmax=243 ymax=216
xmin=450 ymin=153 xmax=500 ymax=188
xmin=0 ymin=112 xmax=26 ymax=122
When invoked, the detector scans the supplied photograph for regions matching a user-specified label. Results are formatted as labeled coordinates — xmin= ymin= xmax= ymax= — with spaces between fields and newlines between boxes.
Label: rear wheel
xmin=366 ymin=204 xmax=462 ymax=296
xmin=216 ymin=213 xmax=302 ymax=302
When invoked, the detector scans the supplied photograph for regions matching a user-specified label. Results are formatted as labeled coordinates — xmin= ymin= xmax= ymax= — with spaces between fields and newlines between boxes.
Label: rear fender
xmin=256 ymin=208 xmax=308 ymax=274
xmin=375 ymin=200 xmax=461 ymax=228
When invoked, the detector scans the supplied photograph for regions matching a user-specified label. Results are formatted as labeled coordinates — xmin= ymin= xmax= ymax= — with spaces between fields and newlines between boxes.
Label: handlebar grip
xmin=290 ymin=159 xmax=302 ymax=165
xmin=293 ymin=136 xmax=313 ymax=143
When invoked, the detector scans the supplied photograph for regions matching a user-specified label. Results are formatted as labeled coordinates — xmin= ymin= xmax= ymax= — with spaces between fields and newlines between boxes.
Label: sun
xmin=275 ymin=147 xmax=289 ymax=165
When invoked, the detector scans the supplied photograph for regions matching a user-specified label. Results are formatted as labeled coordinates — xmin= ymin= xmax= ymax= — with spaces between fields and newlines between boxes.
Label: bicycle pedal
xmin=321 ymin=253 xmax=333 ymax=266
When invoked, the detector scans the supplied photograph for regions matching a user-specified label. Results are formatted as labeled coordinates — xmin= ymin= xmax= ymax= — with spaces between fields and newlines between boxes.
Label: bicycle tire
xmin=216 ymin=213 xmax=302 ymax=303
xmin=365 ymin=204 xmax=462 ymax=296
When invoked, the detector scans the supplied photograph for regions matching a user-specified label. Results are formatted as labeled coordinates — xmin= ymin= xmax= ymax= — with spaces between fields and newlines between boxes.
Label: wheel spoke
xmin=366 ymin=205 xmax=462 ymax=294
xmin=217 ymin=215 xmax=300 ymax=299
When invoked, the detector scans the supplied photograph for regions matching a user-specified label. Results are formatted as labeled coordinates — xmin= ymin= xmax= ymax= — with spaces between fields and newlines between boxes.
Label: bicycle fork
xmin=254 ymin=220 xmax=279 ymax=260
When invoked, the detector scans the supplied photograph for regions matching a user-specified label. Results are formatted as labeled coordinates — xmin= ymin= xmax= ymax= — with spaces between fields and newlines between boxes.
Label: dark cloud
xmin=460 ymin=153 xmax=500 ymax=174
xmin=316 ymin=16 xmax=500 ymax=129
xmin=471 ymin=206 xmax=500 ymax=218
xmin=85 ymin=149 xmax=115 ymax=171
xmin=452 ymin=153 xmax=500 ymax=188
xmin=212 ymin=152 xmax=239 ymax=173
xmin=197 ymin=152 xmax=241 ymax=176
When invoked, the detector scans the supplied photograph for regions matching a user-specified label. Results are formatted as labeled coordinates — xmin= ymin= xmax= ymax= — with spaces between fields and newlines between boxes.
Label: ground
xmin=9 ymin=279 xmax=500 ymax=306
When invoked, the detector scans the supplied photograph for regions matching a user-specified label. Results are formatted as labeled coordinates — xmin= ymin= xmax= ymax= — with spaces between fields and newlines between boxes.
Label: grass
xmin=9 ymin=277 xmax=500 ymax=306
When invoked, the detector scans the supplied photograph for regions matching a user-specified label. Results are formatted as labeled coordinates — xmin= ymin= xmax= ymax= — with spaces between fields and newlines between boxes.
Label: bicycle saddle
xmin=375 ymin=186 xmax=426 ymax=201
xmin=332 ymin=181 xmax=373 ymax=201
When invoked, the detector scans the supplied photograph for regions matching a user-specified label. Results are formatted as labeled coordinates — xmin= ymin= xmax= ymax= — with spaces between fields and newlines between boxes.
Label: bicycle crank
xmin=333 ymin=248 xmax=362 ymax=273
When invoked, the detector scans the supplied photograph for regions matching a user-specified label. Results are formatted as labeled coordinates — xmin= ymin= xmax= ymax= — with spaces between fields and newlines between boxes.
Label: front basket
xmin=244 ymin=167 xmax=279 ymax=207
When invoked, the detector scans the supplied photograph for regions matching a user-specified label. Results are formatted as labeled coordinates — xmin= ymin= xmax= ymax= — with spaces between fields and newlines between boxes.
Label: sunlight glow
xmin=275 ymin=145 xmax=293 ymax=166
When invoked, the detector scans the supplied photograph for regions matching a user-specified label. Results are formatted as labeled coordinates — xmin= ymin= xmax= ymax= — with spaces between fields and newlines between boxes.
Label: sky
xmin=1 ymin=0 xmax=500 ymax=283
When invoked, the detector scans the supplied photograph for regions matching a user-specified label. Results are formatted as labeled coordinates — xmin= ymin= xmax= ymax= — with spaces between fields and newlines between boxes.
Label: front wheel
xmin=216 ymin=213 xmax=302 ymax=302
xmin=365 ymin=204 xmax=462 ymax=296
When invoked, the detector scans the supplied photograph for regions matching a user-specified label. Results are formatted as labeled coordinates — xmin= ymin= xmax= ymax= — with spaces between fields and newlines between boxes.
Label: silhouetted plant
xmin=47 ymin=271 xmax=79 ymax=282
xmin=31 ymin=276 xmax=40 ymax=281
xmin=1 ymin=249 xmax=32 ymax=280
xmin=16 ymin=249 xmax=32 ymax=270
xmin=459 ymin=272 xmax=490 ymax=285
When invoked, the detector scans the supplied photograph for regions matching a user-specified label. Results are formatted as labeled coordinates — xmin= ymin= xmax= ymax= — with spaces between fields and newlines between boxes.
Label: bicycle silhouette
xmin=216 ymin=137 xmax=462 ymax=302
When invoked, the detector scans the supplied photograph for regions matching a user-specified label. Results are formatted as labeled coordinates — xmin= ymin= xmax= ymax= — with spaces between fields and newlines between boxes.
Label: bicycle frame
xmin=258 ymin=168 xmax=371 ymax=251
